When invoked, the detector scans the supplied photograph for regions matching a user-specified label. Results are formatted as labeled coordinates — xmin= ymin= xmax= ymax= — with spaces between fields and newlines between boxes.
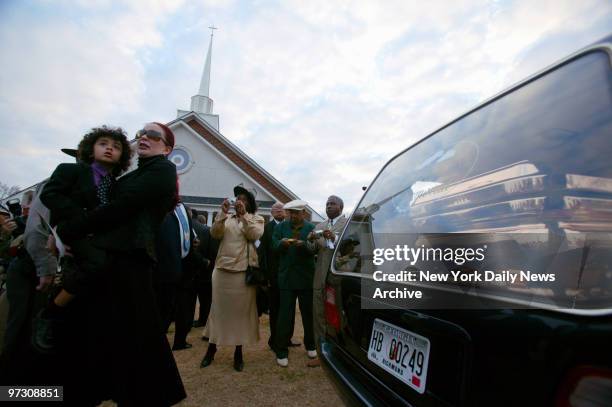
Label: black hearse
xmin=320 ymin=35 xmax=612 ymax=407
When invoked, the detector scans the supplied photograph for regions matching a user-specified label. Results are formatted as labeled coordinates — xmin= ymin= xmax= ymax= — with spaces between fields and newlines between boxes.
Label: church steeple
xmin=178 ymin=26 xmax=220 ymax=131
xmin=198 ymin=28 xmax=214 ymax=98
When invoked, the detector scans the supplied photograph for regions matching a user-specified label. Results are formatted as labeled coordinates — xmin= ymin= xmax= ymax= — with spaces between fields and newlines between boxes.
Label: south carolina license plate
xmin=368 ymin=318 xmax=431 ymax=394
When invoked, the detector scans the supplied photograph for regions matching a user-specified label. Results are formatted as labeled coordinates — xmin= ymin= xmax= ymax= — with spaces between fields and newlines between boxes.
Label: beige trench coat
xmin=203 ymin=211 xmax=265 ymax=346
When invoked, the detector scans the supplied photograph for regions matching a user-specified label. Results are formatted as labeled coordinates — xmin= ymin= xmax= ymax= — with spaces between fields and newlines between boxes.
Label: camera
xmin=227 ymin=197 xmax=236 ymax=205
xmin=5 ymin=198 xmax=26 ymax=237
xmin=313 ymin=230 xmax=324 ymax=238
xmin=6 ymin=199 xmax=21 ymax=217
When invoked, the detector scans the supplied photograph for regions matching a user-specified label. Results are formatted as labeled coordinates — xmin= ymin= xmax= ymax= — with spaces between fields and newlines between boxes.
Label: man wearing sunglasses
xmin=54 ymin=122 xmax=186 ymax=406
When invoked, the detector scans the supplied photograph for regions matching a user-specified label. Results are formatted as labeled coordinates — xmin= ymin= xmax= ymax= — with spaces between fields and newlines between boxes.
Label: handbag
xmin=245 ymin=242 xmax=266 ymax=286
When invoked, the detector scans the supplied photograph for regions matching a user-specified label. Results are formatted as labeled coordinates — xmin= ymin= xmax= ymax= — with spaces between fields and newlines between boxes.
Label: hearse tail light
xmin=555 ymin=366 xmax=612 ymax=407
xmin=325 ymin=285 xmax=341 ymax=332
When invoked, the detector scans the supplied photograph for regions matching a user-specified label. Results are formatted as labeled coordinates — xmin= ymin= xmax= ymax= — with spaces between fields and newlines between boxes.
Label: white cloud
xmin=209 ymin=0 xmax=611 ymax=213
xmin=0 ymin=0 xmax=184 ymax=188
xmin=1 ymin=0 xmax=610 ymax=216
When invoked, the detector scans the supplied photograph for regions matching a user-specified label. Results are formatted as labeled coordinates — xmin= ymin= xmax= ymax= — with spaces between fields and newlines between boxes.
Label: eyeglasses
xmin=135 ymin=128 xmax=168 ymax=145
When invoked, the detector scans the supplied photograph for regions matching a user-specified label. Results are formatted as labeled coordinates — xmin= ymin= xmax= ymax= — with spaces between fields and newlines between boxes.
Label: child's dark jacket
xmin=41 ymin=163 xmax=99 ymax=227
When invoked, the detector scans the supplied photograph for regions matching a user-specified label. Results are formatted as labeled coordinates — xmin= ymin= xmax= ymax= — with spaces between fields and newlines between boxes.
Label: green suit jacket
xmin=272 ymin=220 xmax=316 ymax=289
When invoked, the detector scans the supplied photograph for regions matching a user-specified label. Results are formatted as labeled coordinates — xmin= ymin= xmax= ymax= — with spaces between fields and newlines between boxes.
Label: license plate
xmin=368 ymin=318 xmax=431 ymax=394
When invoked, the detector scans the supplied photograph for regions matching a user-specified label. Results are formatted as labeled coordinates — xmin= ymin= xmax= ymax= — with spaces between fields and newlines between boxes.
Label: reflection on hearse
xmin=341 ymin=50 xmax=612 ymax=312
xmin=337 ymin=160 xmax=612 ymax=310
xmin=322 ymin=39 xmax=612 ymax=407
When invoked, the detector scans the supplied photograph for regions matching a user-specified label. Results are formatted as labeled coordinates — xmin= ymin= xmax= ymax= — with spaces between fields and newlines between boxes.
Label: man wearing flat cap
xmin=306 ymin=195 xmax=347 ymax=366
xmin=257 ymin=202 xmax=300 ymax=351
xmin=272 ymin=200 xmax=317 ymax=367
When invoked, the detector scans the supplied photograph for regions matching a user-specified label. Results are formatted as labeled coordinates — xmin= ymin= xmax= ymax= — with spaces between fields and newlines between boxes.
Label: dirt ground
xmin=103 ymin=310 xmax=344 ymax=407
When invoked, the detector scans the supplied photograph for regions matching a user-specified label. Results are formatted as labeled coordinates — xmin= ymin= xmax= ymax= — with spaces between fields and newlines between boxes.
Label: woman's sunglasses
xmin=135 ymin=128 xmax=168 ymax=146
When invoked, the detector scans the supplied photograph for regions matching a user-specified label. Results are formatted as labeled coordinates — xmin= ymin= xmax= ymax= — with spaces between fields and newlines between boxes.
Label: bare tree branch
xmin=0 ymin=182 xmax=21 ymax=200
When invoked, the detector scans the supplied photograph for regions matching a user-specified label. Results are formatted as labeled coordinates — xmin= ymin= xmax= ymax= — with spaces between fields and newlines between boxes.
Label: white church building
xmin=159 ymin=30 xmax=322 ymax=224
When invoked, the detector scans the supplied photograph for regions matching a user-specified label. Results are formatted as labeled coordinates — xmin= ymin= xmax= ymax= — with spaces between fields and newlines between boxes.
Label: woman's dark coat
xmin=50 ymin=155 xmax=186 ymax=406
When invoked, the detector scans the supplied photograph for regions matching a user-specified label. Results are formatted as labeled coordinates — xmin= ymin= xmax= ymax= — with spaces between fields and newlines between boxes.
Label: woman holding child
xmin=41 ymin=122 xmax=186 ymax=406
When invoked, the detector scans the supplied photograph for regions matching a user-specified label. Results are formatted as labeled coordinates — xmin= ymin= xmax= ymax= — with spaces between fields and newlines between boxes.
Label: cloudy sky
xmin=1 ymin=0 xmax=611 ymax=214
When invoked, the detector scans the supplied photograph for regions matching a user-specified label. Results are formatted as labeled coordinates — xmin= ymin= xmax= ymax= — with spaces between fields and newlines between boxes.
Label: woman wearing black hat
xmin=200 ymin=185 xmax=265 ymax=371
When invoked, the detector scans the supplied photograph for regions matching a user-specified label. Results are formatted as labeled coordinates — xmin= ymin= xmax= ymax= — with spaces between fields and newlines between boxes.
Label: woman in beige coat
xmin=200 ymin=185 xmax=265 ymax=371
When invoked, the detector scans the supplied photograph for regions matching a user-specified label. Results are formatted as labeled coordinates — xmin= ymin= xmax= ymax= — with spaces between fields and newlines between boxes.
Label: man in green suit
xmin=272 ymin=200 xmax=316 ymax=367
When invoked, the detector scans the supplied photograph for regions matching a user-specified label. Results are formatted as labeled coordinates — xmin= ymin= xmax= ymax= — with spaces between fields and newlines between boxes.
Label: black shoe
xmin=233 ymin=359 xmax=244 ymax=372
xmin=172 ymin=342 xmax=193 ymax=351
xmin=201 ymin=336 xmax=209 ymax=341
xmin=200 ymin=345 xmax=216 ymax=368
xmin=31 ymin=309 xmax=65 ymax=355
xmin=193 ymin=320 xmax=205 ymax=328
xmin=200 ymin=354 xmax=214 ymax=368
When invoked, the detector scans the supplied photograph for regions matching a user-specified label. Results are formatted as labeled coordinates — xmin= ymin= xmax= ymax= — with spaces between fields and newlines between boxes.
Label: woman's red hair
xmin=153 ymin=122 xmax=175 ymax=149
xmin=151 ymin=121 xmax=179 ymax=208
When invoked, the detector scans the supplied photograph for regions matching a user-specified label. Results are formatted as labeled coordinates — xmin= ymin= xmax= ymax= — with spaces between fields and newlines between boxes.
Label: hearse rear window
xmin=335 ymin=50 xmax=612 ymax=310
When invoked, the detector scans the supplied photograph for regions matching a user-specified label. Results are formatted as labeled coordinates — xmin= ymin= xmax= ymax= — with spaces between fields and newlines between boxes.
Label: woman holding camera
xmin=200 ymin=185 xmax=264 ymax=371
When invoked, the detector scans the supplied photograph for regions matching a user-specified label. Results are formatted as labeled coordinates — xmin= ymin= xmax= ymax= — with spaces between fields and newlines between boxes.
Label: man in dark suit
xmin=169 ymin=204 xmax=207 ymax=350
xmin=153 ymin=202 xmax=204 ymax=351
xmin=258 ymin=202 xmax=300 ymax=351
xmin=154 ymin=211 xmax=183 ymax=335
xmin=190 ymin=209 xmax=218 ymax=330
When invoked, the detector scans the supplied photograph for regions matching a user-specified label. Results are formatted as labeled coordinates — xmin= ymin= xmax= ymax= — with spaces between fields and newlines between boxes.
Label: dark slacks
xmin=275 ymin=288 xmax=314 ymax=359
xmin=153 ymin=282 xmax=178 ymax=334
xmin=173 ymin=283 xmax=195 ymax=346
xmin=0 ymin=255 xmax=48 ymax=383
xmin=193 ymin=281 xmax=212 ymax=325
xmin=268 ymin=284 xmax=295 ymax=350
xmin=3 ymin=256 xmax=37 ymax=355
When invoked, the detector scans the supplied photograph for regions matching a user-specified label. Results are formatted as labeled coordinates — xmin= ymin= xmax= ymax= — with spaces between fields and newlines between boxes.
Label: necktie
xmin=326 ymin=219 xmax=335 ymax=249
xmin=174 ymin=204 xmax=191 ymax=258
xmin=97 ymin=175 xmax=114 ymax=206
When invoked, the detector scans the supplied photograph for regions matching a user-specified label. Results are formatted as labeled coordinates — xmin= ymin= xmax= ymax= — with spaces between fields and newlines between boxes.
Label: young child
xmin=36 ymin=126 xmax=132 ymax=348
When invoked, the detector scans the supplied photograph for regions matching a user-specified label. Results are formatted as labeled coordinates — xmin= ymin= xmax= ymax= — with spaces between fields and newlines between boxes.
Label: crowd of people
xmin=0 ymin=122 xmax=346 ymax=406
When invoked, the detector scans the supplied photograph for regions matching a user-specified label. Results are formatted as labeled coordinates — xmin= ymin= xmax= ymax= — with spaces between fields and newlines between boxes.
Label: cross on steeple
xmin=178 ymin=24 xmax=220 ymax=130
